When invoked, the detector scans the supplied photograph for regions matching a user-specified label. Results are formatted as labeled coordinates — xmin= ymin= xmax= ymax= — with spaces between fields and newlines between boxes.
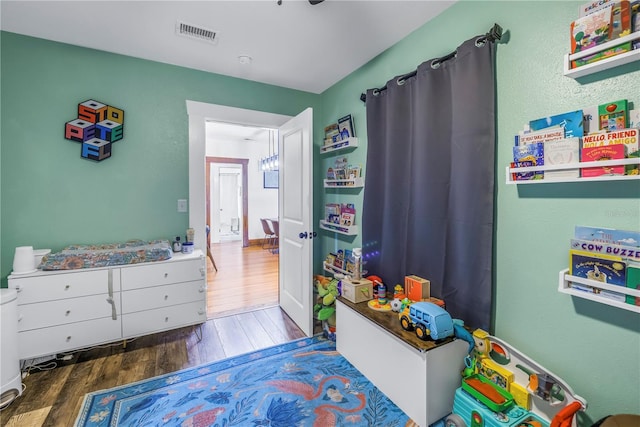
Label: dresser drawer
xmin=122 ymin=301 xmax=206 ymax=338
xmin=10 ymin=269 xmax=120 ymax=304
xmin=18 ymin=316 xmax=122 ymax=360
xmin=121 ymin=259 xmax=204 ymax=291
xmin=122 ymin=281 xmax=205 ymax=314
xmin=18 ymin=293 xmax=121 ymax=332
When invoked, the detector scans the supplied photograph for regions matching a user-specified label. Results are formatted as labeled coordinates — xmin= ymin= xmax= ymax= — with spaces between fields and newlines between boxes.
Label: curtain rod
xmin=360 ymin=23 xmax=503 ymax=103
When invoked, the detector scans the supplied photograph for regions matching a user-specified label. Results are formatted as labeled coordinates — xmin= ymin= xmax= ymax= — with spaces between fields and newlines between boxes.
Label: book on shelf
xmin=335 ymin=169 xmax=347 ymax=180
xmin=580 ymin=144 xmax=626 ymax=176
xmin=324 ymin=123 xmax=340 ymax=145
xmin=574 ymin=225 xmax=640 ymax=246
xmin=571 ymin=2 xmax=633 ymax=68
xmin=582 ymin=127 xmax=638 ymax=174
xmin=348 ymin=165 xmax=361 ymax=179
xmin=338 ymin=114 xmax=355 ymax=139
xmin=599 ymin=99 xmax=629 ymax=131
xmin=512 ymin=143 xmax=544 ymax=180
xmin=544 ymin=138 xmax=581 ymax=179
xmin=579 ymin=0 xmax=619 ymax=17
xmin=571 ymin=238 xmax=640 ymax=261
xmin=529 ymin=110 xmax=584 ymax=138
xmin=340 ymin=204 xmax=356 ymax=226
xmin=626 ymin=262 xmax=640 ymax=306
xmin=571 ymin=6 xmax=613 ymax=54
xmin=516 ymin=126 xmax=565 ymax=146
xmin=582 ymin=104 xmax=599 ymax=134
xmin=629 ymin=109 xmax=640 ymax=129
xmin=325 ymin=203 xmax=341 ymax=224
xmin=569 ymin=249 xmax=628 ymax=302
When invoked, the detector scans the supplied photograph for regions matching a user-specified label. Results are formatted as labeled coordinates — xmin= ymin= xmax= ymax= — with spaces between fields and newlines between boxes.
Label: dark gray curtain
xmin=362 ymin=35 xmax=496 ymax=330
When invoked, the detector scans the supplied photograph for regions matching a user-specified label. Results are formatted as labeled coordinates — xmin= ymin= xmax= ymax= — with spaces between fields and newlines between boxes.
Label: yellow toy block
xmin=509 ymin=382 xmax=531 ymax=410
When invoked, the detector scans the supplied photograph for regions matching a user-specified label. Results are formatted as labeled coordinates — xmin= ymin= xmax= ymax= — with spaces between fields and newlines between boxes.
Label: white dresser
xmin=8 ymin=251 xmax=206 ymax=361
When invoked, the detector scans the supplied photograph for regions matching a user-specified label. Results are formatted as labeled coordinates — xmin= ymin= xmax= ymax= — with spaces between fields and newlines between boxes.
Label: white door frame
xmin=186 ymin=100 xmax=291 ymax=252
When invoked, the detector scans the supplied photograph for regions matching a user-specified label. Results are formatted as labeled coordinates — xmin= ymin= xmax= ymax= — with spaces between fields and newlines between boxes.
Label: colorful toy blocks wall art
xmin=64 ymin=99 xmax=125 ymax=162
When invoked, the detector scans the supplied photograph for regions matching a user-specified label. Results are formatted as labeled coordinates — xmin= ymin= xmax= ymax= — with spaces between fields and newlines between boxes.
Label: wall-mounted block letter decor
xmin=95 ymin=120 xmax=123 ymax=142
xmin=65 ymin=119 xmax=96 ymax=142
xmin=82 ymin=138 xmax=112 ymax=161
xmin=64 ymin=99 xmax=124 ymax=162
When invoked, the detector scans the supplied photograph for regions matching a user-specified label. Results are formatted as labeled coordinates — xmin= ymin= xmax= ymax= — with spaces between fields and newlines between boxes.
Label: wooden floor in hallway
xmin=206 ymin=240 xmax=279 ymax=318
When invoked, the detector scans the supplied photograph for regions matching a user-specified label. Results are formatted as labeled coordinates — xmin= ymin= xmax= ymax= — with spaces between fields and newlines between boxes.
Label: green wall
xmin=319 ymin=1 xmax=640 ymax=424
xmin=0 ymin=31 xmax=319 ymax=283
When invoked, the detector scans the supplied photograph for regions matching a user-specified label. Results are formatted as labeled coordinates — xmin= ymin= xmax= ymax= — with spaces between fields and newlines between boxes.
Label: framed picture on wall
xmin=264 ymin=170 xmax=278 ymax=189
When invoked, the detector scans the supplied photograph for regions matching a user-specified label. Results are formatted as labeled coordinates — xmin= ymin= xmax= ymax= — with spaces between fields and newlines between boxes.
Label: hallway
xmin=206 ymin=241 xmax=279 ymax=318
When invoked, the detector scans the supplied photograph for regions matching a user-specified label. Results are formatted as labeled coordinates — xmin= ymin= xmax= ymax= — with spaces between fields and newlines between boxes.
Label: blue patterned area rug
xmin=75 ymin=335 xmax=415 ymax=426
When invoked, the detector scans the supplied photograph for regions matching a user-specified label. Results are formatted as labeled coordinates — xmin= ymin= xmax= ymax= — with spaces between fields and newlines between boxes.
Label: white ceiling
xmin=0 ymin=0 xmax=456 ymax=94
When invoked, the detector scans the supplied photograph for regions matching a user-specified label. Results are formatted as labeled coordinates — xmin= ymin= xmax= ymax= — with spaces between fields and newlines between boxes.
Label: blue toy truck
xmin=398 ymin=301 xmax=454 ymax=340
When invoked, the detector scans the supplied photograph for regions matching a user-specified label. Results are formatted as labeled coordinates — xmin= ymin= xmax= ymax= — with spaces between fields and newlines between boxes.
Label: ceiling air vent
xmin=176 ymin=21 xmax=218 ymax=44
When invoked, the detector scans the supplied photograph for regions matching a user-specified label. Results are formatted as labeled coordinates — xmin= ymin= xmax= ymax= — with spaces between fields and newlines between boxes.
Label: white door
xmin=278 ymin=108 xmax=313 ymax=337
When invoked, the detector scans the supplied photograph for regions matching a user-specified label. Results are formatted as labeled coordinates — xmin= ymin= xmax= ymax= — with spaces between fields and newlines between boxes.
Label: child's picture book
xmin=571 ymin=6 xmax=612 ymax=53
xmin=340 ymin=204 xmax=356 ymax=226
xmin=581 ymin=144 xmax=625 ymax=176
xmin=571 ymin=238 xmax=640 ymax=261
xmin=570 ymin=249 xmax=627 ymax=302
xmin=599 ymin=99 xmax=629 ymax=131
xmin=544 ymin=138 xmax=580 ymax=180
xmin=324 ymin=123 xmax=340 ymax=144
xmin=575 ymin=225 xmax=640 ymax=247
xmin=582 ymin=104 xmax=599 ymax=134
xmin=626 ymin=262 xmax=640 ymax=306
xmin=530 ymin=110 xmax=584 ymax=138
xmin=338 ymin=114 xmax=355 ymax=139
xmin=582 ymin=128 xmax=638 ymax=174
xmin=512 ymin=143 xmax=544 ymax=180
xmin=579 ymin=0 xmax=618 ymax=17
xmin=325 ymin=203 xmax=341 ymax=224
xmin=516 ymin=126 xmax=564 ymax=146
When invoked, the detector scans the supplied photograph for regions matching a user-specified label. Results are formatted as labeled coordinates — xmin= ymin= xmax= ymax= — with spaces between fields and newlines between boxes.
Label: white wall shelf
xmin=324 ymin=178 xmax=364 ymax=188
xmin=505 ymin=158 xmax=640 ymax=184
xmin=564 ymin=31 xmax=640 ymax=79
xmin=558 ymin=268 xmax=640 ymax=314
xmin=320 ymin=137 xmax=358 ymax=154
xmin=563 ymin=31 xmax=640 ymax=78
xmin=323 ymin=261 xmax=350 ymax=276
xmin=319 ymin=220 xmax=358 ymax=236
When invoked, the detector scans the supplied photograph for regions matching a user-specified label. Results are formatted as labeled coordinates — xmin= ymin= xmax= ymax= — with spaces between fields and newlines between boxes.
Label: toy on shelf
xmin=445 ymin=329 xmax=587 ymax=427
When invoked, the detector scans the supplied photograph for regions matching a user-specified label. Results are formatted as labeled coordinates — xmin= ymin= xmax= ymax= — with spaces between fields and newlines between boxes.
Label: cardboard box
xmin=340 ymin=278 xmax=373 ymax=303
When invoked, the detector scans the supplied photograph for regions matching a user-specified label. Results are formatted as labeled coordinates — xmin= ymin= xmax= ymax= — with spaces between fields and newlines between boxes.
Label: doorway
xmin=205 ymin=129 xmax=279 ymax=318
xmin=206 ymin=157 xmax=249 ymax=247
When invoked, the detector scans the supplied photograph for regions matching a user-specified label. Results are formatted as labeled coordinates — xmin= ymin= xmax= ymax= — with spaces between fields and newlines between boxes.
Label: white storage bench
xmin=336 ymin=298 xmax=467 ymax=427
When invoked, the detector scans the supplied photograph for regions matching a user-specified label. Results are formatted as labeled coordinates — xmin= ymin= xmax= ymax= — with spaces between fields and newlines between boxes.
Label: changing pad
xmin=39 ymin=239 xmax=173 ymax=270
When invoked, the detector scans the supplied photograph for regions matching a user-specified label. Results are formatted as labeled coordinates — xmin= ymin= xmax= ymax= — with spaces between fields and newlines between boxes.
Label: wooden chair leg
xmin=207 ymin=246 xmax=217 ymax=272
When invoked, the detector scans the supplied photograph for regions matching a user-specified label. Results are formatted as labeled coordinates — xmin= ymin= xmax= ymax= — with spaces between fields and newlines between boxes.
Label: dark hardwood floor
xmin=0 ymin=307 xmax=305 ymax=427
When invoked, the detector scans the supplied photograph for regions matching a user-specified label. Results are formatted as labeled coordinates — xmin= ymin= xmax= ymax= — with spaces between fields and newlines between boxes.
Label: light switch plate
xmin=177 ymin=199 xmax=188 ymax=212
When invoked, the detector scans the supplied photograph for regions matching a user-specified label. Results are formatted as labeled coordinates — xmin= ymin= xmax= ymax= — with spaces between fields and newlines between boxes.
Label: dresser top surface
xmin=8 ymin=250 xmax=204 ymax=279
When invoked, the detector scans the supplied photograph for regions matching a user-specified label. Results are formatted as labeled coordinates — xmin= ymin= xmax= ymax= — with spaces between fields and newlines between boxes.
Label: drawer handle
xmin=165 ymin=317 xmax=169 ymax=322
xmin=65 ymin=310 xmax=71 ymax=316
xmin=199 ymin=286 xmax=205 ymax=293
xmin=65 ymin=285 xmax=70 ymax=290
xmin=164 ymin=273 xmax=168 ymax=278
xmin=164 ymin=295 xmax=169 ymax=300
xmin=200 ymin=267 xmax=205 ymax=277
xmin=66 ymin=336 xmax=72 ymax=342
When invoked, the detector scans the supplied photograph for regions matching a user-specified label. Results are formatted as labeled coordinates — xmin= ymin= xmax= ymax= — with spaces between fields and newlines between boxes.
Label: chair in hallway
xmin=260 ymin=218 xmax=276 ymax=250
xmin=270 ymin=220 xmax=279 ymax=254
xmin=205 ymin=225 xmax=218 ymax=271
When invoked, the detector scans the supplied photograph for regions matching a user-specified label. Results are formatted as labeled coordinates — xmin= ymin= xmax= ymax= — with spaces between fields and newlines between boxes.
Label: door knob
xmin=299 ymin=232 xmax=308 ymax=239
